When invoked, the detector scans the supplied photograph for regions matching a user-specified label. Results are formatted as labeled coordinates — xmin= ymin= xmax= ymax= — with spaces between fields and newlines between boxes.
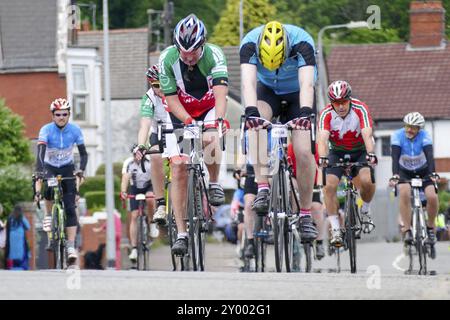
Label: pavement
xmin=0 ymin=239 xmax=449 ymax=300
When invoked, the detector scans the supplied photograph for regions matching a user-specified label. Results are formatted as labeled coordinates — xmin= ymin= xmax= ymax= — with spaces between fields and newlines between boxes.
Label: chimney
xmin=409 ymin=1 xmax=446 ymax=48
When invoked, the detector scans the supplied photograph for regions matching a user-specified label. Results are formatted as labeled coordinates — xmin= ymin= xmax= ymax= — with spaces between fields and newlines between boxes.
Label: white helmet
xmin=50 ymin=98 xmax=70 ymax=112
xmin=403 ymin=112 xmax=425 ymax=128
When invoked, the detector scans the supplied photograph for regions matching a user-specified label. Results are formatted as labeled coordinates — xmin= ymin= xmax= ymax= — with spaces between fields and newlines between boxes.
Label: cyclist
xmin=318 ymin=80 xmax=377 ymax=246
xmin=287 ymin=143 xmax=326 ymax=259
xmin=389 ymin=112 xmax=439 ymax=251
xmin=34 ymin=98 xmax=88 ymax=264
xmin=240 ymin=21 xmax=318 ymax=241
xmin=134 ymin=64 xmax=170 ymax=226
xmin=120 ymin=145 xmax=158 ymax=263
xmin=159 ymin=14 xmax=229 ymax=255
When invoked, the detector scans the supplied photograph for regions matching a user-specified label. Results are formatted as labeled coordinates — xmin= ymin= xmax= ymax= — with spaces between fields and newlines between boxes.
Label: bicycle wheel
xmin=254 ymin=215 xmax=265 ymax=272
xmin=53 ymin=205 xmax=66 ymax=269
xmin=303 ymin=241 xmax=312 ymax=273
xmin=271 ymin=172 xmax=284 ymax=272
xmin=416 ymin=208 xmax=427 ymax=275
xmin=167 ymin=209 xmax=178 ymax=271
xmin=287 ymin=224 xmax=301 ymax=272
xmin=345 ymin=194 xmax=357 ymax=274
xmin=137 ymin=216 xmax=148 ymax=270
xmin=187 ymin=169 xmax=204 ymax=271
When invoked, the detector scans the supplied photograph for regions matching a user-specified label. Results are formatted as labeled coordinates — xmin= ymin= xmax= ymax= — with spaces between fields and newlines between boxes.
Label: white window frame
xmin=71 ymin=65 xmax=89 ymax=122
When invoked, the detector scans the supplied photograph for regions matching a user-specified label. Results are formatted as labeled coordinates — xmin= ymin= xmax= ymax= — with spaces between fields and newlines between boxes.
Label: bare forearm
xmin=166 ymin=95 xmax=191 ymax=123
xmin=121 ymin=175 xmax=129 ymax=193
xmin=138 ymin=118 xmax=152 ymax=146
xmin=241 ymin=64 xmax=257 ymax=108
xmin=318 ymin=131 xmax=330 ymax=157
xmin=213 ymin=85 xmax=228 ymax=119
xmin=362 ymin=128 xmax=375 ymax=153
xmin=299 ymin=66 xmax=315 ymax=108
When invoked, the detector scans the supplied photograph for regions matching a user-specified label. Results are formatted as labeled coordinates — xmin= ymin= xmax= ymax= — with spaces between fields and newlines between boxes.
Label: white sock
xmin=361 ymin=202 xmax=370 ymax=214
xmin=328 ymin=215 xmax=340 ymax=230
xmin=177 ymin=232 xmax=188 ymax=239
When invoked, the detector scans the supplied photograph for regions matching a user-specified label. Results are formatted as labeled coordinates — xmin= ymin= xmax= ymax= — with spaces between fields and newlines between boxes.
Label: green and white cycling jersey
xmin=159 ymin=43 xmax=228 ymax=118
xmin=140 ymin=88 xmax=168 ymax=121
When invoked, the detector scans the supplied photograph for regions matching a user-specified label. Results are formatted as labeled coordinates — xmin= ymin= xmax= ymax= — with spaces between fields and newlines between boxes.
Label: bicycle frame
xmin=395 ymin=177 xmax=436 ymax=275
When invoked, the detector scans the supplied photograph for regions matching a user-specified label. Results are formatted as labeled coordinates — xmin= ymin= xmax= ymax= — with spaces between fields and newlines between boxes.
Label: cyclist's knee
xmin=171 ymin=162 xmax=188 ymax=177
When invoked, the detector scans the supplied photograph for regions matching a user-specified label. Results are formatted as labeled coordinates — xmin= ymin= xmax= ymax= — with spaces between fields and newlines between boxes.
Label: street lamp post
xmin=316 ymin=21 xmax=369 ymax=112
xmin=103 ymin=0 xmax=116 ymax=269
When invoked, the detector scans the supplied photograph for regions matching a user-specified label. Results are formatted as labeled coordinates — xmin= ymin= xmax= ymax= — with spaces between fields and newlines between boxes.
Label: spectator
xmin=5 ymin=205 xmax=30 ymax=270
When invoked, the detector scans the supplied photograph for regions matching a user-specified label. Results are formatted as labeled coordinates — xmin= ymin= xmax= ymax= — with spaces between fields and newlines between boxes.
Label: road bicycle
xmin=122 ymin=193 xmax=155 ymax=270
xmin=393 ymin=175 xmax=438 ymax=275
xmin=157 ymin=119 xmax=226 ymax=271
xmin=322 ymin=156 xmax=375 ymax=273
xmin=242 ymin=108 xmax=316 ymax=273
xmin=33 ymin=174 xmax=77 ymax=269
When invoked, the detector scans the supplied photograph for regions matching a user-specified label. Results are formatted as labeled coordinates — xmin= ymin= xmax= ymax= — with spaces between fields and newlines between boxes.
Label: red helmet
xmin=327 ymin=80 xmax=352 ymax=102
xmin=50 ymin=98 xmax=70 ymax=112
xmin=146 ymin=64 xmax=159 ymax=82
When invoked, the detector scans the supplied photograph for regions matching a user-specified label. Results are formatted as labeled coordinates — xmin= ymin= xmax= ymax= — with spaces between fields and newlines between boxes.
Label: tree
xmin=210 ymin=0 xmax=277 ymax=46
xmin=0 ymin=98 xmax=33 ymax=218
xmin=0 ymin=99 xmax=32 ymax=168
xmin=0 ymin=166 xmax=33 ymax=219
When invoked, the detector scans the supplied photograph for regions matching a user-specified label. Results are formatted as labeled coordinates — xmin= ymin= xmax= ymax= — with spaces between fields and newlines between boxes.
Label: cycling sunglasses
xmin=151 ymin=82 xmax=160 ymax=89
xmin=54 ymin=113 xmax=69 ymax=117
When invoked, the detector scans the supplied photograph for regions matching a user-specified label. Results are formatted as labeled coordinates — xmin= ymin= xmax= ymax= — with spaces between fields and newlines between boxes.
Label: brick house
xmin=326 ymin=1 xmax=450 ymax=188
xmin=0 ymin=0 xmax=67 ymax=140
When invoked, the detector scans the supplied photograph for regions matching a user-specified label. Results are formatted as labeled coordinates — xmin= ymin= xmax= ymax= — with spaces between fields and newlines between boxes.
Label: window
xmin=72 ymin=65 xmax=88 ymax=121
xmin=381 ymin=136 xmax=391 ymax=157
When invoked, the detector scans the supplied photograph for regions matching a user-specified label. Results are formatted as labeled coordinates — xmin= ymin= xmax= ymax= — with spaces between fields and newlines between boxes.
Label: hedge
xmin=84 ymin=191 xmax=126 ymax=220
xmin=79 ymin=175 xmax=120 ymax=197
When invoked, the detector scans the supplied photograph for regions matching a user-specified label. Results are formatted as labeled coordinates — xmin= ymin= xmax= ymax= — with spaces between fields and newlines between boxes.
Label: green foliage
xmin=172 ymin=0 xmax=226 ymax=38
xmin=79 ymin=175 xmax=121 ymax=197
xmin=95 ymin=162 xmax=123 ymax=180
xmin=84 ymin=191 xmax=126 ymax=220
xmin=0 ymin=166 xmax=33 ymax=219
xmin=210 ymin=0 xmax=277 ymax=46
xmin=438 ymin=190 xmax=450 ymax=213
xmin=78 ymin=0 xmax=450 ymax=46
xmin=0 ymin=98 xmax=33 ymax=168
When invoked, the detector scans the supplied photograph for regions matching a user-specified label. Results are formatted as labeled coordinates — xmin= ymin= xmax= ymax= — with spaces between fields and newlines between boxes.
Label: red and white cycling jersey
xmin=319 ymin=98 xmax=372 ymax=152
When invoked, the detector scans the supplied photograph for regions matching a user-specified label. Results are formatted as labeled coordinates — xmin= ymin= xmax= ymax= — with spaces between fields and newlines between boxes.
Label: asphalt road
xmin=0 ymin=241 xmax=449 ymax=300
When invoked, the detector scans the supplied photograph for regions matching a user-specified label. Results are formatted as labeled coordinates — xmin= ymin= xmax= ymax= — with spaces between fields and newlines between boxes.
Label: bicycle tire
xmin=416 ymin=208 xmax=427 ymax=275
xmin=271 ymin=172 xmax=284 ymax=273
xmin=137 ymin=216 xmax=149 ymax=271
xmin=303 ymin=241 xmax=312 ymax=273
xmin=346 ymin=193 xmax=357 ymax=274
xmin=187 ymin=169 xmax=205 ymax=271
xmin=197 ymin=187 xmax=206 ymax=271
xmin=254 ymin=215 xmax=264 ymax=272
xmin=53 ymin=205 xmax=66 ymax=269
xmin=167 ymin=210 xmax=178 ymax=271
xmin=287 ymin=226 xmax=301 ymax=272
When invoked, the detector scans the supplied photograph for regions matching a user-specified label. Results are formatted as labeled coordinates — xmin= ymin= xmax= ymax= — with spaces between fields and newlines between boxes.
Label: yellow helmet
xmin=257 ymin=21 xmax=289 ymax=71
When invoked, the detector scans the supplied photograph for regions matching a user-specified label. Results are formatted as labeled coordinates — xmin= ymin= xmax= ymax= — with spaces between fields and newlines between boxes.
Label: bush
xmin=79 ymin=175 xmax=120 ymax=197
xmin=0 ymin=166 xmax=33 ymax=219
xmin=438 ymin=191 xmax=450 ymax=213
xmin=95 ymin=162 xmax=123 ymax=180
xmin=84 ymin=191 xmax=126 ymax=220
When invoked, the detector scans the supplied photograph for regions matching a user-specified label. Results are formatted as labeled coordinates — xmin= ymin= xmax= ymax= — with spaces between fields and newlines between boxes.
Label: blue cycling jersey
xmin=391 ymin=128 xmax=432 ymax=171
xmin=38 ymin=122 xmax=84 ymax=168
xmin=240 ymin=24 xmax=317 ymax=95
